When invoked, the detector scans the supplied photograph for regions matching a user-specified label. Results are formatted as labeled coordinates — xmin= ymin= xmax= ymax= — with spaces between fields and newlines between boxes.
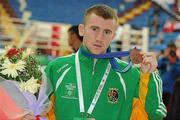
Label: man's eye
xmin=104 ymin=30 xmax=111 ymax=35
xmin=92 ymin=27 xmax=97 ymax=31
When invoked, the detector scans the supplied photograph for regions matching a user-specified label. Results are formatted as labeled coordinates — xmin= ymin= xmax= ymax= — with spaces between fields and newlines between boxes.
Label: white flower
xmin=0 ymin=46 xmax=11 ymax=59
xmin=22 ymin=48 xmax=33 ymax=59
xmin=19 ymin=77 xmax=41 ymax=94
xmin=0 ymin=59 xmax=26 ymax=78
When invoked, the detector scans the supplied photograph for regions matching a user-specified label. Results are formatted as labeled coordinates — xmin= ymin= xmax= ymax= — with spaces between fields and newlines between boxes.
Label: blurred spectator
xmin=158 ymin=43 xmax=180 ymax=108
xmin=176 ymin=47 xmax=180 ymax=58
xmin=166 ymin=76 xmax=180 ymax=120
xmin=158 ymin=49 xmax=165 ymax=59
xmin=175 ymin=36 xmax=180 ymax=58
xmin=68 ymin=25 xmax=83 ymax=52
xmin=148 ymin=6 xmax=161 ymax=36
xmin=173 ymin=0 xmax=180 ymax=14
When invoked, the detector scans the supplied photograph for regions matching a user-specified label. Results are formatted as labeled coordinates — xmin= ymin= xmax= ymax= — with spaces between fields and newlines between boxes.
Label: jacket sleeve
xmin=44 ymin=62 xmax=55 ymax=89
xmin=140 ymin=70 xmax=167 ymax=119
xmin=44 ymin=63 xmax=56 ymax=120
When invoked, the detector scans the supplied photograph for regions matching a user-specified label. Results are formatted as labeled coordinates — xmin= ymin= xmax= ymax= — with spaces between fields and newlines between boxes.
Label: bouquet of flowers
xmin=0 ymin=46 xmax=52 ymax=120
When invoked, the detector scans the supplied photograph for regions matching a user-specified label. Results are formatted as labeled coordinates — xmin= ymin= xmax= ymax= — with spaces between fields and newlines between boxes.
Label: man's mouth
xmin=93 ymin=44 xmax=102 ymax=48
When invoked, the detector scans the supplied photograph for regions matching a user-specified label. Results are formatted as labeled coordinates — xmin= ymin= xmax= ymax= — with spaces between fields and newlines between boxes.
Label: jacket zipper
xmin=92 ymin=59 xmax=97 ymax=76
xmin=89 ymin=59 xmax=97 ymax=102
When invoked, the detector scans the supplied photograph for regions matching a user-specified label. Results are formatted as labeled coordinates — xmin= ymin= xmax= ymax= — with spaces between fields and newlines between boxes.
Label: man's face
xmin=79 ymin=13 xmax=117 ymax=54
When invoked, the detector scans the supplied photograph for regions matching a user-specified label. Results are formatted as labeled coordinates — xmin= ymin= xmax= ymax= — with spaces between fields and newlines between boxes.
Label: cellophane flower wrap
xmin=0 ymin=46 xmax=52 ymax=120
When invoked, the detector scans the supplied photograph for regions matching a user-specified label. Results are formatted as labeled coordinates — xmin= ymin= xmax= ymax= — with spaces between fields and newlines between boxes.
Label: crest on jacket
xmin=107 ymin=88 xmax=118 ymax=103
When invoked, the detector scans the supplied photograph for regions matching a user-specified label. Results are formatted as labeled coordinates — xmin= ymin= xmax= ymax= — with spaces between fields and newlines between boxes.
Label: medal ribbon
xmin=75 ymin=51 xmax=111 ymax=116
xmin=80 ymin=47 xmax=132 ymax=72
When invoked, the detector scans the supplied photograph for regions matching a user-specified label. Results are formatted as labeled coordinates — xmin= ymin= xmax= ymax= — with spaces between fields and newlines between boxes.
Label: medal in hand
xmin=129 ymin=47 xmax=143 ymax=64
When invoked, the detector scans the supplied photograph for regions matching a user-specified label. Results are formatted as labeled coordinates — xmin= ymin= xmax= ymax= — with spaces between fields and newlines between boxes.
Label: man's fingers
xmin=140 ymin=52 xmax=158 ymax=73
xmin=140 ymin=52 xmax=157 ymax=58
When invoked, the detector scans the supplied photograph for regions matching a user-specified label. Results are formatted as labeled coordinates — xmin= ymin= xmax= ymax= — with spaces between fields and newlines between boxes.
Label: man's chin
xmin=90 ymin=50 xmax=105 ymax=55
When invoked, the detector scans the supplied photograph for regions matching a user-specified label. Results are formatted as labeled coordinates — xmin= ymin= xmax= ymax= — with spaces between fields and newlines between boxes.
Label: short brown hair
xmin=83 ymin=4 xmax=118 ymax=24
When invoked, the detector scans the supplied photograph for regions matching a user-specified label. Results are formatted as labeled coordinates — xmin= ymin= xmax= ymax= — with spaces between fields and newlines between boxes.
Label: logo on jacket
xmin=61 ymin=83 xmax=78 ymax=99
xmin=107 ymin=88 xmax=118 ymax=103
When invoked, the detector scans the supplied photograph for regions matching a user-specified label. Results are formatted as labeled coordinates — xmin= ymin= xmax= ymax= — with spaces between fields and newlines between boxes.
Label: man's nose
xmin=96 ymin=31 xmax=104 ymax=42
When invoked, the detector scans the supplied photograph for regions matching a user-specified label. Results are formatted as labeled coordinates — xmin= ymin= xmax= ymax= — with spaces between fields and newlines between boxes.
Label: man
xmin=68 ymin=25 xmax=83 ymax=52
xmin=45 ymin=4 xmax=166 ymax=120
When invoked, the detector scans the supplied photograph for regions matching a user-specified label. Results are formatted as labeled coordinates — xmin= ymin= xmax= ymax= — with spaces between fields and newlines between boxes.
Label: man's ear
xmin=78 ymin=24 xmax=84 ymax=36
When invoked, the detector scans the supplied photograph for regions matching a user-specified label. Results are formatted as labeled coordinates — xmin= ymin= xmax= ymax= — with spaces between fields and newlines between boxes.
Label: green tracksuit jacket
xmin=45 ymin=46 xmax=166 ymax=120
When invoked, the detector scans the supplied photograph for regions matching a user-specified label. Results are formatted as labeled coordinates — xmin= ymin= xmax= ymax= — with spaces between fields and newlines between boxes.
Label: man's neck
xmin=82 ymin=43 xmax=106 ymax=54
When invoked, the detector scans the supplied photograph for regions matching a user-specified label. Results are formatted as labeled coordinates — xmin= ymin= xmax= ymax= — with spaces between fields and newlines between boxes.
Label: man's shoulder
xmin=48 ymin=54 xmax=75 ymax=66
xmin=158 ymin=57 xmax=168 ymax=63
xmin=177 ymin=58 xmax=180 ymax=63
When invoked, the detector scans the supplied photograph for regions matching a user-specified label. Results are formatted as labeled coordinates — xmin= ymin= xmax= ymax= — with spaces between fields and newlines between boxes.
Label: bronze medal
xmin=129 ymin=48 xmax=143 ymax=64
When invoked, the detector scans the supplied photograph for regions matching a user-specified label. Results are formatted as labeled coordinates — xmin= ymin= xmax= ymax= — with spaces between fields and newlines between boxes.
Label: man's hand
xmin=21 ymin=114 xmax=36 ymax=120
xmin=140 ymin=52 xmax=158 ymax=73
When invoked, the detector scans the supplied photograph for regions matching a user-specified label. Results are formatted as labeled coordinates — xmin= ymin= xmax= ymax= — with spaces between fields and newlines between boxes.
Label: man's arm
xmin=130 ymin=52 xmax=167 ymax=119
xmin=141 ymin=71 xmax=167 ymax=119
xmin=140 ymin=52 xmax=167 ymax=119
